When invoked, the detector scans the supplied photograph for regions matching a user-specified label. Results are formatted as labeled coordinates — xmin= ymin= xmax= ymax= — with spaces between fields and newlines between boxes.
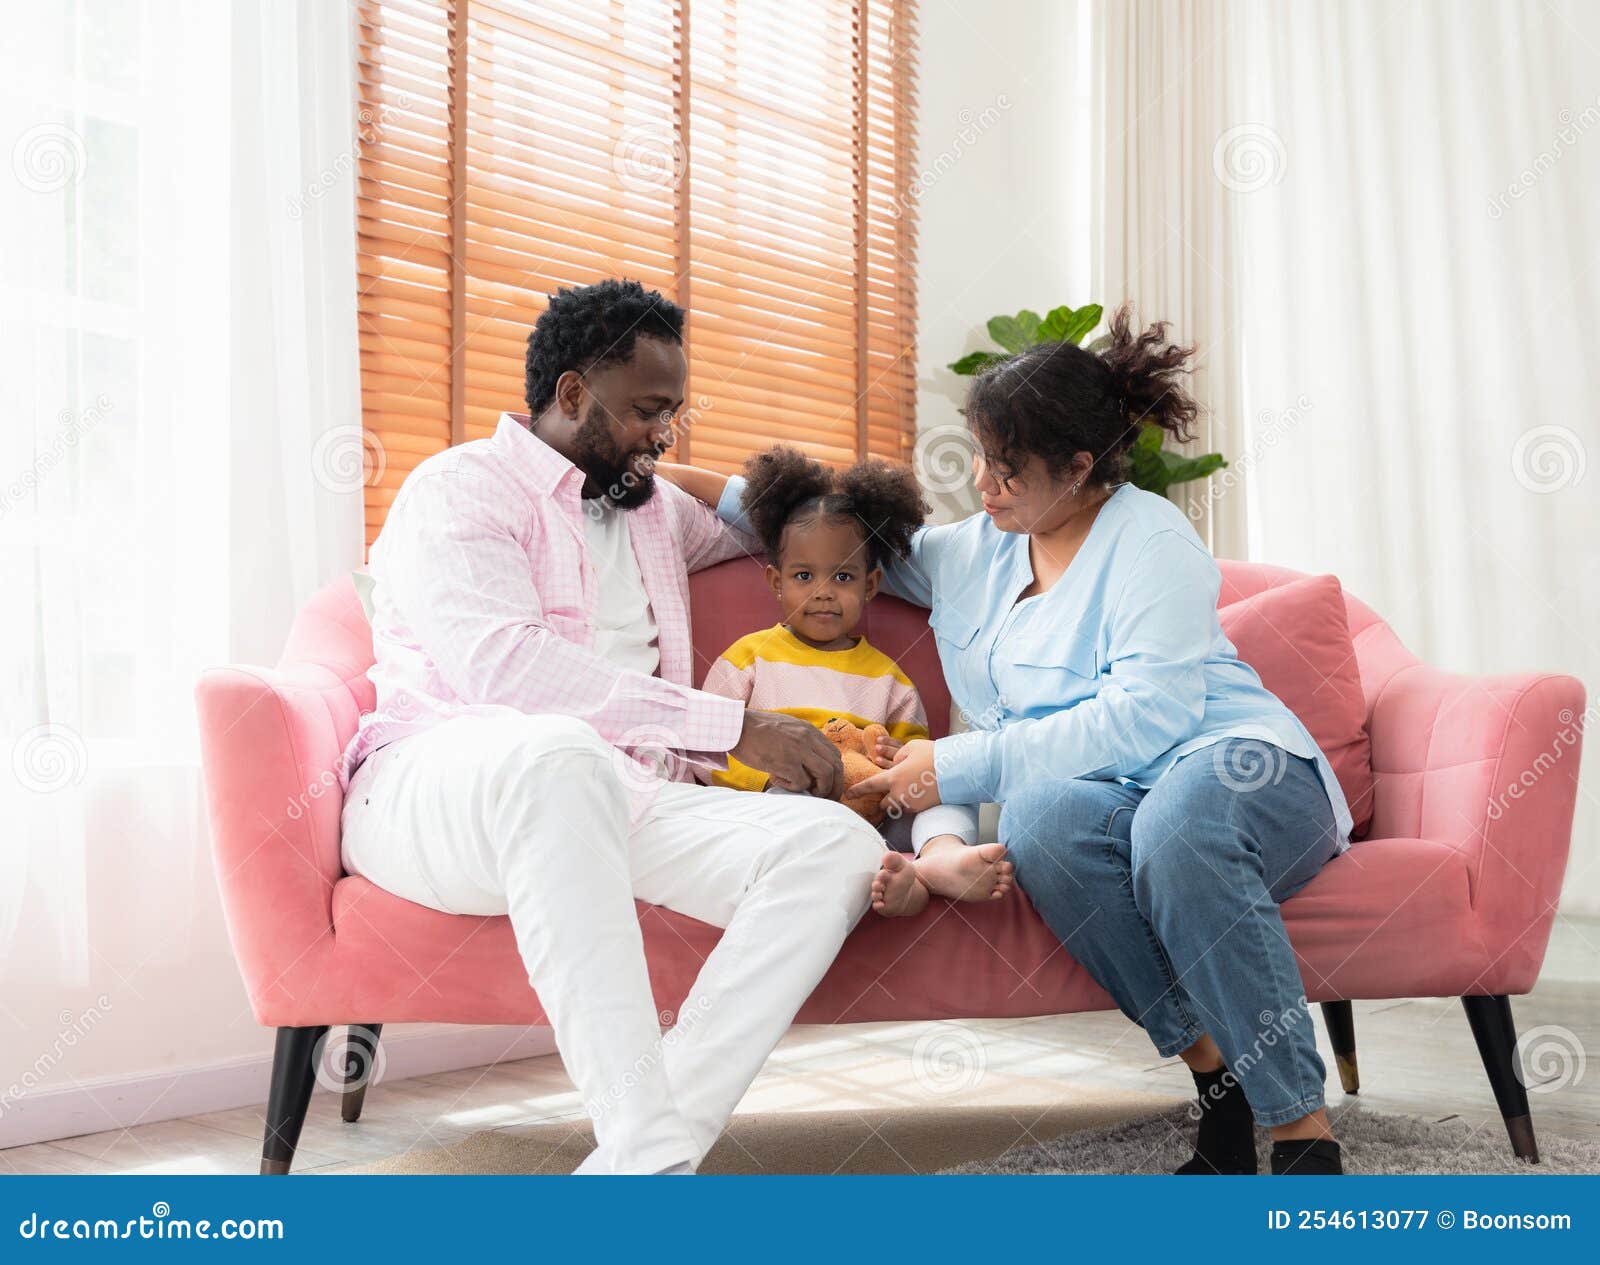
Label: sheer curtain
xmin=1226 ymin=0 xmax=1600 ymax=913
xmin=1 ymin=0 xmax=362 ymax=1093
xmin=1092 ymin=0 xmax=1246 ymax=555
xmin=1093 ymin=0 xmax=1598 ymax=913
xmin=1228 ymin=0 xmax=1593 ymax=908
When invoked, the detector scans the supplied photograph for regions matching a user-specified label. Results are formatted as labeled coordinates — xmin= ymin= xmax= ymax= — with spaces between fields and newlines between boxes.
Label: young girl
xmin=660 ymin=446 xmax=1013 ymax=916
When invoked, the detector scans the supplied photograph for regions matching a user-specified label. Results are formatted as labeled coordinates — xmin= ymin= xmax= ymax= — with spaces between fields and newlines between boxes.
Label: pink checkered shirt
xmin=339 ymin=413 xmax=752 ymax=807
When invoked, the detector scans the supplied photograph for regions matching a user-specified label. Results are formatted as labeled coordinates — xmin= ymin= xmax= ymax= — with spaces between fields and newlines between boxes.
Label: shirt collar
xmin=493 ymin=412 xmax=585 ymax=498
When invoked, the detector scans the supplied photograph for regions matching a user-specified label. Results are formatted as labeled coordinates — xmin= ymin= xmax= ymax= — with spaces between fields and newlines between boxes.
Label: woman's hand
xmin=652 ymin=460 xmax=729 ymax=510
xmin=870 ymin=733 xmax=903 ymax=768
xmin=846 ymin=738 xmax=942 ymax=814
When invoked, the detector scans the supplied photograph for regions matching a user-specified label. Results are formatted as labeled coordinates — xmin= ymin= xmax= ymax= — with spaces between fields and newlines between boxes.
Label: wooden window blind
xmin=355 ymin=0 xmax=919 ymax=547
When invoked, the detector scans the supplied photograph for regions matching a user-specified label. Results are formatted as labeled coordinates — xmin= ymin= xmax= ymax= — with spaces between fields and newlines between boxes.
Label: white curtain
xmin=1227 ymin=0 xmax=1600 ymax=913
xmin=1 ymin=0 xmax=361 ymax=1085
xmin=1097 ymin=0 xmax=1599 ymax=912
xmin=1092 ymin=0 xmax=1246 ymax=556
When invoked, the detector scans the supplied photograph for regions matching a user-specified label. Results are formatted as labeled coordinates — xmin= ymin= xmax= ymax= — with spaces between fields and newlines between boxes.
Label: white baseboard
xmin=0 ymin=1024 xmax=556 ymax=1151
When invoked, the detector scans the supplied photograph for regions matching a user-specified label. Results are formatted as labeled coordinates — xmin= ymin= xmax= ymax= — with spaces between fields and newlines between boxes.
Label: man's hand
xmin=845 ymin=738 xmax=942 ymax=814
xmin=730 ymin=710 xmax=846 ymax=799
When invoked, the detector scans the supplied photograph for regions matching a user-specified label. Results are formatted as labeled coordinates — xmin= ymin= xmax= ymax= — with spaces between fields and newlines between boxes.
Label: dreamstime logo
xmin=285 ymin=767 xmax=341 ymax=822
xmin=880 ymin=762 xmax=939 ymax=822
xmin=891 ymin=94 xmax=1012 ymax=219
xmin=1514 ymin=1025 xmax=1586 ymax=1095
xmin=1212 ymin=123 xmax=1287 ymax=193
xmin=312 ymin=1027 xmax=387 ymax=1095
xmin=387 ymin=687 xmax=424 ymax=722
xmin=1188 ymin=394 xmax=1310 ymax=523
xmin=1212 ymin=739 xmax=1288 ymax=793
xmin=914 ymin=424 xmax=977 ymax=494
xmin=612 ymin=122 xmax=684 ymax=193
xmin=587 ymin=995 xmax=714 ymax=1119
xmin=911 ymin=1025 xmax=987 ymax=1095
xmin=1488 ymin=94 xmax=1600 ymax=219
xmin=12 ymin=122 xmax=87 ymax=193
xmin=1189 ymin=996 xmax=1310 ymax=1119
xmin=956 ymin=692 xmax=1010 ymax=734
xmin=311 ymin=426 xmax=387 ymax=494
xmin=12 ymin=723 xmax=88 ymax=794
xmin=1487 ymin=701 xmax=1592 ymax=821
xmin=287 ymin=93 xmax=412 ymax=220
xmin=611 ymin=724 xmax=688 ymax=792
xmin=1510 ymin=424 xmax=1585 ymax=494
xmin=0 ymin=996 xmax=113 ymax=1116
xmin=0 ymin=394 xmax=114 ymax=518
xmin=590 ymin=395 xmax=712 ymax=512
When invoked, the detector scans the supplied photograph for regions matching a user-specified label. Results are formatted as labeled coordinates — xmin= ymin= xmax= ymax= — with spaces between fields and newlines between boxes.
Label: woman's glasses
xmin=972 ymin=450 xmax=1024 ymax=494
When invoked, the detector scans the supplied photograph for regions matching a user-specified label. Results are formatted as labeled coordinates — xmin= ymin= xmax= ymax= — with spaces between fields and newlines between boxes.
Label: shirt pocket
xmin=996 ymin=630 xmax=1101 ymax=714
xmin=927 ymin=604 xmax=984 ymax=705
xmin=928 ymin=603 xmax=982 ymax=653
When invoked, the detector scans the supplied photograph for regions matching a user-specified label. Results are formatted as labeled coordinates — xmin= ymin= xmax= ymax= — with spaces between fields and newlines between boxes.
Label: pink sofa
xmin=195 ymin=557 xmax=1584 ymax=1172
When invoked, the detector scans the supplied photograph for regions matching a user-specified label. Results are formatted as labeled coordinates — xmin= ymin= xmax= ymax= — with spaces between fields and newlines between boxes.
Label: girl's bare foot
xmin=913 ymin=841 xmax=1015 ymax=902
xmin=870 ymin=851 xmax=930 ymax=917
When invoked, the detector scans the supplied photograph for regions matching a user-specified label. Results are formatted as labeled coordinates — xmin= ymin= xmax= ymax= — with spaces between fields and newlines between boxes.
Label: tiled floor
xmin=6 ymin=915 xmax=1597 ymax=1175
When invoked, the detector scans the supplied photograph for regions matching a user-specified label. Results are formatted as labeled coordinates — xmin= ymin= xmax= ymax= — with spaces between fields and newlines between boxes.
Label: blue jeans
xmin=1001 ymin=739 xmax=1342 ymax=1127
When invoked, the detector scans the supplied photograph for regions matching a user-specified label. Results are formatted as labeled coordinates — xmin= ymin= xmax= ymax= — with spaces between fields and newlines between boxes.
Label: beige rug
xmin=348 ymin=1088 xmax=1181 ymax=1175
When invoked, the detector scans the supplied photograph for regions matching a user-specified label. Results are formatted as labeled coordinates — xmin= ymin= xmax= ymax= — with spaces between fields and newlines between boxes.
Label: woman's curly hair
xmin=965 ymin=302 xmax=1199 ymax=487
xmin=741 ymin=446 xmax=927 ymax=569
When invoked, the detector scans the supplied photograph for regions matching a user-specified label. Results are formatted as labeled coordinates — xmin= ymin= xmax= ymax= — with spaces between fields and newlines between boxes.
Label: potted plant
xmin=948 ymin=302 xmax=1226 ymax=498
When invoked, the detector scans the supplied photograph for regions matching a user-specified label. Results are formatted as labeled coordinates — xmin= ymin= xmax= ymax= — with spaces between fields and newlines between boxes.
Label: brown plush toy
xmin=821 ymin=717 xmax=892 ymax=824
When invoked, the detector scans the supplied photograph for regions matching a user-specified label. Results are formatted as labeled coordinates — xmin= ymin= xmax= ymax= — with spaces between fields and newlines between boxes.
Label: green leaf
xmin=1085 ymin=332 xmax=1113 ymax=353
xmin=1039 ymin=303 xmax=1103 ymax=345
xmin=1124 ymin=428 xmax=1171 ymax=496
xmin=1036 ymin=305 xmax=1072 ymax=342
xmin=947 ymin=350 xmax=1011 ymax=376
xmin=1131 ymin=422 xmax=1165 ymax=454
xmin=1059 ymin=303 xmax=1104 ymax=345
xmin=1155 ymin=448 xmax=1228 ymax=487
xmin=1126 ymin=463 xmax=1170 ymax=497
xmin=986 ymin=313 xmax=1033 ymax=353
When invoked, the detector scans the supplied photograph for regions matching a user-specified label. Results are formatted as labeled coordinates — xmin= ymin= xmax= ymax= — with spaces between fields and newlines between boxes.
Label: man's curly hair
xmin=524 ymin=279 xmax=685 ymax=415
xmin=741 ymin=446 xmax=928 ymax=570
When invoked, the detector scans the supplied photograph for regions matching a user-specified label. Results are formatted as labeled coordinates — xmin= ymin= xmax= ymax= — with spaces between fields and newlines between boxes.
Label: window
xmin=354 ymin=0 xmax=919 ymax=546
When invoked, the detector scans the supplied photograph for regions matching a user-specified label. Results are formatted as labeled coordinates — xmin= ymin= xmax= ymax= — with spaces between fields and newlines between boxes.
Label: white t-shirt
xmin=582 ymin=499 xmax=661 ymax=676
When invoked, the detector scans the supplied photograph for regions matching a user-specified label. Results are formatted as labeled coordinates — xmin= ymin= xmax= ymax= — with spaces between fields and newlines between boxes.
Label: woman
xmin=673 ymin=305 xmax=1351 ymax=1176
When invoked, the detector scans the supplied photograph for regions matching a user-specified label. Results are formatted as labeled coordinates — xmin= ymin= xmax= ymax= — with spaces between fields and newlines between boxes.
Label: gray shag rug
xmin=942 ymin=1102 xmax=1600 ymax=1175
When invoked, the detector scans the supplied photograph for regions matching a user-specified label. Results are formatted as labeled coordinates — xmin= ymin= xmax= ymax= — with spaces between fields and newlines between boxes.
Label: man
xmin=338 ymin=279 xmax=881 ymax=1174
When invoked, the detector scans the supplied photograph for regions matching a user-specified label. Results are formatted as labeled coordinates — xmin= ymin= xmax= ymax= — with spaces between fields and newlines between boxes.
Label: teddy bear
xmin=821 ymin=717 xmax=892 ymax=824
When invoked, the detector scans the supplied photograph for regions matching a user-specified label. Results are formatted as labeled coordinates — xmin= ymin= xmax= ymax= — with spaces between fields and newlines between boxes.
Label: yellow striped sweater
xmin=700 ymin=623 xmax=930 ymax=792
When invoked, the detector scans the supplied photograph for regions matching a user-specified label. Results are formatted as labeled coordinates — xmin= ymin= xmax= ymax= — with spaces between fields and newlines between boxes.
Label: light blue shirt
xmin=717 ymin=478 xmax=1352 ymax=848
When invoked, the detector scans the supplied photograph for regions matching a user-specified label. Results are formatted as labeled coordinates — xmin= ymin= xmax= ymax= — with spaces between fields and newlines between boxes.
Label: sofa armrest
xmin=195 ymin=664 xmax=352 ymax=1020
xmin=1367 ymin=663 xmax=1585 ymax=986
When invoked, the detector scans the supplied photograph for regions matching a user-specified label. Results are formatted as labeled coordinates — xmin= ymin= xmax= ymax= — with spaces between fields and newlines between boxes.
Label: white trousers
xmin=339 ymin=711 xmax=882 ymax=1174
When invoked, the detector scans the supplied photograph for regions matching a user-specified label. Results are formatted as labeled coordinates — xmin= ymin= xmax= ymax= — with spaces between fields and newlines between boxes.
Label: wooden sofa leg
xmin=1461 ymin=994 xmax=1540 ymax=1164
xmin=261 ymin=1025 xmax=329 ymax=1174
xmin=341 ymin=1023 xmax=383 ymax=1124
xmin=1319 ymin=1000 xmax=1359 ymax=1094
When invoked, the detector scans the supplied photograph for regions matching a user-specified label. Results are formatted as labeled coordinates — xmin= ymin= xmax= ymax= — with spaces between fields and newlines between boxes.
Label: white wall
xmin=914 ymin=0 xmax=1091 ymax=521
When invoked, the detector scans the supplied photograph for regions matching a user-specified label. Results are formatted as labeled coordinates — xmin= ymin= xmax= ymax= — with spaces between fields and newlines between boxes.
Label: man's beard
xmin=572 ymin=406 xmax=659 ymax=510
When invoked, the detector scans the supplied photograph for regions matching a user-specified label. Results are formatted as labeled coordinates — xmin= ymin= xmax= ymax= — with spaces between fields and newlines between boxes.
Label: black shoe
xmin=1270 ymin=1138 xmax=1342 ymax=1175
xmin=1174 ymin=1064 xmax=1257 ymax=1175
